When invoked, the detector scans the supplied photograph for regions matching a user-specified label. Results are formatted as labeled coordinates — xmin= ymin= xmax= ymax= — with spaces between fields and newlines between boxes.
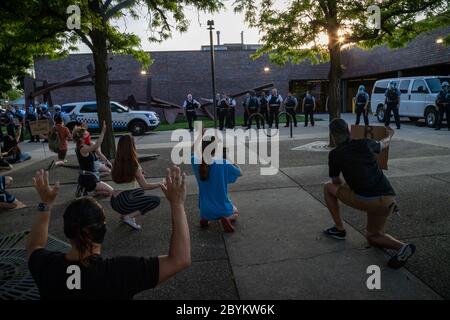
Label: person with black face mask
xmin=435 ymin=81 xmax=450 ymax=131
xmin=259 ymin=91 xmax=269 ymax=126
xmin=284 ymin=92 xmax=298 ymax=127
xmin=247 ymin=90 xmax=261 ymax=129
xmin=27 ymin=167 xmax=190 ymax=300
xmin=384 ymin=81 xmax=401 ymax=129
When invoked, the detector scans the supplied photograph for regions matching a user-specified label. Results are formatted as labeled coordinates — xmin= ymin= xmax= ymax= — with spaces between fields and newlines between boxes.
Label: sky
xmin=76 ymin=1 xmax=262 ymax=53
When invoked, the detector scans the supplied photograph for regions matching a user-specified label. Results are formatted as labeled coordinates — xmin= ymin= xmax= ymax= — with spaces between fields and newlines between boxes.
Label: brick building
xmin=34 ymin=27 xmax=450 ymax=115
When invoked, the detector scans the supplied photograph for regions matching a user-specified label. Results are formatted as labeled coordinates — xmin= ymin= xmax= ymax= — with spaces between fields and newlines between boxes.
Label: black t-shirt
xmin=328 ymin=139 xmax=395 ymax=197
xmin=28 ymin=248 xmax=159 ymax=300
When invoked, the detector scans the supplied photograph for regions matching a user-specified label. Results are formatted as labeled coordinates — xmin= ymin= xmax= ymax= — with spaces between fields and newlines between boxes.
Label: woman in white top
xmin=110 ymin=135 xmax=162 ymax=230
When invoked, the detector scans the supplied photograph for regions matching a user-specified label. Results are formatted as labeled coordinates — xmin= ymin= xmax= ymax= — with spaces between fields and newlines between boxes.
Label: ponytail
xmin=199 ymin=136 xmax=216 ymax=181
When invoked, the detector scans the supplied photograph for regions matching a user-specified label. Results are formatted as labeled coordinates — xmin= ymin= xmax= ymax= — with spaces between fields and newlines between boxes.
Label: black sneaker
xmin=388 ymin=243 xmax=416 ymax=269
xmin=324 ymin=226 xmax=346 ymax=240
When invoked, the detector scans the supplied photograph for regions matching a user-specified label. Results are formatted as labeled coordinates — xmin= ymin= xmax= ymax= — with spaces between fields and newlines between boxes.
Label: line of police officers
xmin=182 ymin=88 xmax=318 ymax=131
xmin=353 ymin=81 xmax=450 ymax=130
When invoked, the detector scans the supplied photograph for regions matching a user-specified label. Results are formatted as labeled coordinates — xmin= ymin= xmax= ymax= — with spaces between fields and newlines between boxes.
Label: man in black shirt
xmin=323 ymin=118 xmax=415 ymax=269
xmin=27 ymin=166 xmax=190 ymax=299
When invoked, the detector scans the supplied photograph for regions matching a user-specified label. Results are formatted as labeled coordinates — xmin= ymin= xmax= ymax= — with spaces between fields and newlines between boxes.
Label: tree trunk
xmin=90 ymin=29 xmax=116 ymax=159
xmin=326 ymin=6 xmax=343 ymax=147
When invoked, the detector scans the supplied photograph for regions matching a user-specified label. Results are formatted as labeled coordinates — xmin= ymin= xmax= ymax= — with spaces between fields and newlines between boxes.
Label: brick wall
xmin=34 ymin=27 xmax=450 ymax=107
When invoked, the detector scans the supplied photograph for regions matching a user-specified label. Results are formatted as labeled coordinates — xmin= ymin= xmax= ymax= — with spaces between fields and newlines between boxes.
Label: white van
xmin=371 ymin=76 xmax=450 ymax=127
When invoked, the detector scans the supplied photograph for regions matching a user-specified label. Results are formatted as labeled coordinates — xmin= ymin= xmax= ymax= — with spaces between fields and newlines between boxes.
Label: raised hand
xmin=160 ymin=166 xmax=186 ymax=206
xmin=32 ymin=169 xmax=60 ymax=205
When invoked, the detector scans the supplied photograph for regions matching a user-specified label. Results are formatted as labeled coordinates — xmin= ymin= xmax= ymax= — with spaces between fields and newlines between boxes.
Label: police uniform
xmin=268 ymin=94 xmax=283 ymax=129
xmin=259 ymin=94 xmax=269 ymax=125
xmin=247 ymin=95 xmax=261 ymax=129
xmin=355 ymin=91 xmax=370 ymax=126
xmin=26 ymin=106 xmax=40 ymax=142
xmin=227 ymin=97 xmax=237 ymax=129
xmin=284 ymin=96 xmax=298 ymax=127
xmin=242 ymin=95 xmax=250 ymax=127
xmin=384 ymin=87 xmax=401 ymax=129
xmin=435 ymin=88 xmax=450 ymax=130
xmin=183 ymin=98 xmax=200 ymax=131
xmin=303 ymin=94 xmax=315 ymax=127
xmin=218 ymin=98 xmax=230 ymax=130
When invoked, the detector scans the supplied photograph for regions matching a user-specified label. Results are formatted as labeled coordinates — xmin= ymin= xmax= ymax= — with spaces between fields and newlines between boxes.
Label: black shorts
xmin=78 ymin=172 xmax=99 ymax=192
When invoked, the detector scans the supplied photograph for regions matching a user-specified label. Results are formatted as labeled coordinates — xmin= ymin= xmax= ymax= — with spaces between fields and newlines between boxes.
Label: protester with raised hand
xmin=110 ymin=135 xmax=162 ymax=230
xmin=27 ymin=166 xmax=190 ymax=299
xmin=72 ymin=121 xmax=113 ymax=197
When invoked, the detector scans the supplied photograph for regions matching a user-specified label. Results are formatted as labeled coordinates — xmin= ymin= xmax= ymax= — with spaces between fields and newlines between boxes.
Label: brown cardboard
xmin=29 ymin=120 xmax=50 ymax=136
xmin=351 ymin=125 xmax=389 ymax=170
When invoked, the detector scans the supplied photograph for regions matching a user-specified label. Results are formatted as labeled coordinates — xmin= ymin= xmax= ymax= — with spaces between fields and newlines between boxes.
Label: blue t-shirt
xmin=191 ymin=154 xmax=241 ymax=220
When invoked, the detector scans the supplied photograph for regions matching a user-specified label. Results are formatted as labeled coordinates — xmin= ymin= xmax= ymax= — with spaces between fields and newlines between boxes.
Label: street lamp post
xmin=207 ymin=20 xmax=217 ymax=129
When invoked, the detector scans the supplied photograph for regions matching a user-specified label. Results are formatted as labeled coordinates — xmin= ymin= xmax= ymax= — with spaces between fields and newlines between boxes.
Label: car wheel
xmin=129 ymin=120 xmax=147 ymax=136
xmin=408 ymin=117 xmax=419 ymax=122
xmin=376 ymin=105 xmax=385 ymax=123
xmin=424 ymin=107 xmax=438 ymax=128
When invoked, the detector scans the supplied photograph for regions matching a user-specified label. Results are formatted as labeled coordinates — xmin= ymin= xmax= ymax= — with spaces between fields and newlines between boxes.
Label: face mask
xmin=84 ymin=132 xmax=91 ymax=145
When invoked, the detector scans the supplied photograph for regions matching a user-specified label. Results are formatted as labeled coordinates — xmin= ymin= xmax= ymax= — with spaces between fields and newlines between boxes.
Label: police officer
xmin=267 ymin=88 xmax=283 ymax=129
xmin=302 ymin=91 xmax=316 ymax=127
xmin=435 ymin=81 xmax=450 ymax=131
xmin=25 ymin=104 xmax=39 ymax=142
xmin=247 ymin=90 xmax=261 ymax=129
xmin=384 ymin=81 xmax=401 ymax=129
xmin=53 ymin=105 xmax=62 ymax=122
xmin=242 ymin=92 xmax=250 ymax=128
xmin=183 ymin=94 xmax=201 ymax=132
xmin=284 ymin=92 xmax=298 ymax=127
xmin=218 ymin=93 xmax=230 ymax=131
xmin=259 ymin=91 xmax=269 ymax=126
xmin=355 ymin=85 xmax=370 ymax=126
xmin=227 ymin=95 xmax=237 ymax=129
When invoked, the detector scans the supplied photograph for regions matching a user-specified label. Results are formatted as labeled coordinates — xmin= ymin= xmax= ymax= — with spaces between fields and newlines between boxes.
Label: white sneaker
xmin=122 ymin=216 xmax=141 ymax=230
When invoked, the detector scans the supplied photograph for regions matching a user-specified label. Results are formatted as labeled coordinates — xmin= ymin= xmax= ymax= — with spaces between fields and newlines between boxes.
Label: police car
xmin=61 ymin=101 xmax=160 ymax=135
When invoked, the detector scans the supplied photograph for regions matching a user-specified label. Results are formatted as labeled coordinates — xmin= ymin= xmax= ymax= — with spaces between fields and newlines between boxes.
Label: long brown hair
xmin=199 ymin=136 xmax=216 ymax=181
xmin=111 ymin=134 xmax=139 ymax=183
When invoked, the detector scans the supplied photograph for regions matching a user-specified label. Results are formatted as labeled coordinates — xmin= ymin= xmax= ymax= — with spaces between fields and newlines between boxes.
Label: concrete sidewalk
xmin=1 ymin=114 xmax=448 ymax=299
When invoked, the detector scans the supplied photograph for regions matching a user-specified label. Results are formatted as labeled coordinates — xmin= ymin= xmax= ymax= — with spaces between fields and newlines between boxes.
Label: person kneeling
xmin=323 ymin=118 xmax=415 ymax=269
xmin=110 ymin=135 xmax=162 ymax=230
xmin=27 ymin=167 xmax=190 ymax=300
xmin=0 ymin=176 xmax=25 ymax=210
xmin=72 ymin=121 xmax=113 ymax=198
xmin=191 ymin=135 xmax=241 ymax=233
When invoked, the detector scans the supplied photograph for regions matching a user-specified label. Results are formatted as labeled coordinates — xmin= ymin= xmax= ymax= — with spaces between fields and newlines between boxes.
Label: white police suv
xmin=61 ymin=101 xmax=160 ymax=135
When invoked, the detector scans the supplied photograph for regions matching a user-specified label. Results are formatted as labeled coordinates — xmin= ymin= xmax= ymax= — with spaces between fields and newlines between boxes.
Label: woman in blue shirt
xmin=191 ymin=136 xmax=242 ymax=233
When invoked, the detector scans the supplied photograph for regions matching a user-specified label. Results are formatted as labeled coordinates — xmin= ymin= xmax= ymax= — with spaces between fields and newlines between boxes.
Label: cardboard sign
xmin=29 ymin=120 xmax=50 ymax=136
xmin=351 ymin=125 xmax=389 ymax=170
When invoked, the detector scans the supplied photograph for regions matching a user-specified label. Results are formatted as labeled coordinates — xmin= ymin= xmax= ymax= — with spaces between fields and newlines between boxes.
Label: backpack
xmin=48 ymin=128 xmax=61 ymax=153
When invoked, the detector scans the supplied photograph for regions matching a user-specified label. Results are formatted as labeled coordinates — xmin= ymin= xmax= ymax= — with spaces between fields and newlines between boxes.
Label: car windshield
xmin=115 ymin=102 xmax=129 ymax=112
xmin=426 ymin=78 xmax=450 ymax=93
xmin=61 ymin=105 xmax=76 ymax=113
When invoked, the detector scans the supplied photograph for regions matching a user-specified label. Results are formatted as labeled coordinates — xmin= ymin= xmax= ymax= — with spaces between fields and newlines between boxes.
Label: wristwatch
xmin=38 ymin=202 xmax=51 ymax=212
